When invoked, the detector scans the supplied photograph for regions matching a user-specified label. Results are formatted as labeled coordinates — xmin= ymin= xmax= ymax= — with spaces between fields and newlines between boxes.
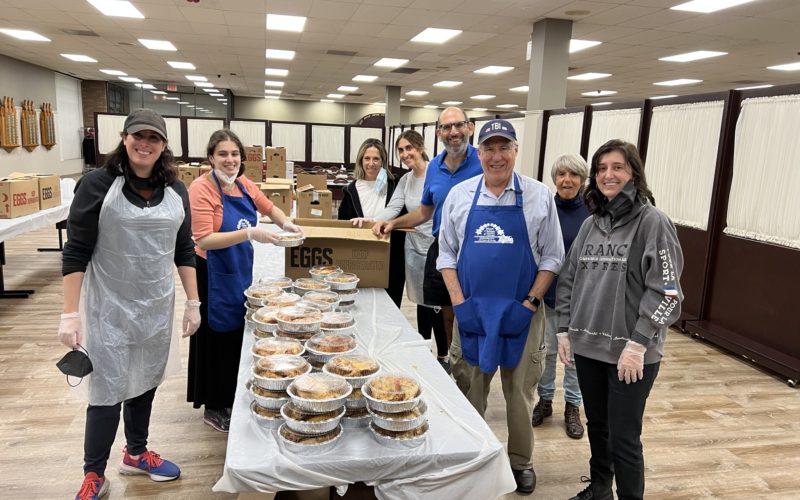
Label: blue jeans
xmin=537 ymin=303 xmax=582 ymax=406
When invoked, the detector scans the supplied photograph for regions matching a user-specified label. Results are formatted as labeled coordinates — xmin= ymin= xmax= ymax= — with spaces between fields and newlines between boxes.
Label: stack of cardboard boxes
xmin=295 ymin=173 xmax=332 ymax=219
xmin=0 ymin=173 xmax=62 ymax=218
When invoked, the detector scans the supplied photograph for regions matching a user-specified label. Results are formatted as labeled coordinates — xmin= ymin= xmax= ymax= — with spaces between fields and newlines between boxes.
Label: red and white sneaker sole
xmin=118 ymin=462 xmax=179 ymax=482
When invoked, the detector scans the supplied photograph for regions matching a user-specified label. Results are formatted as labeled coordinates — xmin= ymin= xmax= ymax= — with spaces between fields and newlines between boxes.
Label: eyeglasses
xmin=480 ymin=144 xmax=514 ymax=155
xmin=438 ymin=120 xmax=468 ymax=132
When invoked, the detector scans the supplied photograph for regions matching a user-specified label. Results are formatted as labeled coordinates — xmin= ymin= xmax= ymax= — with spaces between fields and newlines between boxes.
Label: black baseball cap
xmin=123 ymin=108 xmax=168 ymax=140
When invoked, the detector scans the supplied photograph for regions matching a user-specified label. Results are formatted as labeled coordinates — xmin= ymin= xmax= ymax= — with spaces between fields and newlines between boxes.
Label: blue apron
xmin=453 ymin=174 xmax=538 ymax=373
xmin=206 ymin=172 xmax=257 ymax=331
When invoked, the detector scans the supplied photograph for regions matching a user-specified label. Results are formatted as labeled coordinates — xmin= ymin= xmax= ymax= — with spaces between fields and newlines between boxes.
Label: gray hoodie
xmin=556 ymin=182 xmax=684 ymax=365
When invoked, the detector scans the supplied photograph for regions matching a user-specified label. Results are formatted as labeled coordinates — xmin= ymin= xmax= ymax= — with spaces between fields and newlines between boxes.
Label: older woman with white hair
xmin=531 ymin=153 xmax=590 ymax=439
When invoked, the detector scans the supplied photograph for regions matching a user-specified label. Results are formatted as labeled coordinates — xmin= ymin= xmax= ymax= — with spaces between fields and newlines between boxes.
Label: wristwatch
xmin=525 ymin=295 xmax=541 ymax=308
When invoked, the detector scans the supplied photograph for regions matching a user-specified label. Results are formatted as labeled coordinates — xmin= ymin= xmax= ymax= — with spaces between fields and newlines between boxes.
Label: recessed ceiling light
xmin=327 ymin=93 xmax=345 ymax=99
xmin=0 ymin=29 xmax=50 ymax=41
xmin=670 ymin=0 xmax=755 ymax=14
xmin=649 ymin=95 xmax=678 ymax=100
xmin=338 ymin=86 xmax=358 ymax=92
xmin=61 ymin=54 xmax=97 ymax=62
xmin=168 ymin=61 xmax=195 ymax=70
xmin=264 ymin=95 xmax=280 ymax=100
xmin=474 ymin=65 xmax=514 ymax=74
xmin=496 ymin=104 xmax=519 ymax=108
xmin=735 ymin=84 xmax=774 ymax=90
xmin=138 ymin=39 xmax=177 ymax=51
xmin=433 ymin=80 xmax=462 ymax=88
xmin=510 ymin=85 xmax=529 ymax=92
xmin=405 ymin=90 xmax=429 ymax=96
xmin=411 ymin=28 xmax=462 ymax=44
xmin=472 ymin=108 xmax=487 ymax=112
xmin=265 ymin=80 xmax=285 ymax=87
xmin=424 ymin=105 xmax=439 ymax=109
xmin=165 ymin=97 xmax=179 ymax=100
xmin=400 ymin=98 xmax=405 ymax=102
xmin=581 ymin=90 xmax=617 ymax=96
xmin=442 ymin=101 xmax=462 ymax=105
xmin=177 ymin=101 xmax=189 ymax=104
xmin=591 ymin=102 xmax=613 ymax=106
xmin=659 ymin=50 xmax=727 ymax=62
xmin=210 ymin=93 xmax=224 ymax=97
xmin=185 ymin=75 xmax=207 ymax=82
xmin=265 ymin=68 xmax=289 ymax=76
xmin=150 ymin=90 xmax=166 ymax=95
xmin=568 ymin=72 xmax=611 ymax=80
xmin=217 ymin=98 xmax=228 ymax=102
xmin=202 ymin=88 xmax=218 ymax=93
xmin=87 ymin=0 xmax=144 ymax=18
xmin=320 ymin=99 xmax=334 ymax=103
xmin=186 ymin=105 xmax=195 ymax=108
xmin=135 ymin=83 xmax=155 ymax=89
xmin=100 ymin=69 xmax=126 ymax=76
xmin=570 ymin=39 xmax=602 ymax=53
xmin=266 ymin=14 xmax=307 ymax=32
xmin=266 ymin=49 xmax=295 ymax=60
xmin=195 ymin=82 xmax=213 ymax=87
xmin=119 ymin=76 xmax=142 ymax=83
xmin=471 ymin=95 xmax=495 ymax=100
xmin=265 ymin=89 xmax=282 ymax=95
xmin=654 ymin=78 xmax=702 ymax=86
xmin=374 ymin=58 xmax=408 ymax=68
xmin=767 ymin=62 xmax=800 ymax=71
xmin=353 ymin=75 xmax=378 ymax=82
xmin=222 ymin=103 xmax=228 ymax=106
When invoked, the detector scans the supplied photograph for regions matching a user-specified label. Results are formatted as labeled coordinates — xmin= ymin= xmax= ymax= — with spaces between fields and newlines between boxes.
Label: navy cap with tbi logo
xmin=477 ymin=119 xmax=517 ymax=145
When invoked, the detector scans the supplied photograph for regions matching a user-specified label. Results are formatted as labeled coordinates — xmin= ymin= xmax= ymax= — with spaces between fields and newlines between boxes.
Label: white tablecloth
xmin=213 ymin=239 xmax=516 ymax=499
xmin=0 ymin=178 xmax=74 ymax=243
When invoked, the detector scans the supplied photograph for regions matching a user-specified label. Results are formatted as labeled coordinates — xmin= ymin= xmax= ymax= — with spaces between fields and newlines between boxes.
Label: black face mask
xmin=56 ymin=344 xmax=93 ymax=386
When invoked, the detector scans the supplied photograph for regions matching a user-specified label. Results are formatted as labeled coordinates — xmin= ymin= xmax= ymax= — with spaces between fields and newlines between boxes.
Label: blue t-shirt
xmin=421 ymin=144 xmax=482 ymax=237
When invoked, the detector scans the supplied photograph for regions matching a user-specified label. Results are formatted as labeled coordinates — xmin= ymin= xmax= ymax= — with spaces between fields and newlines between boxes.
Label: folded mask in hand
xmin=56 ymin=345 xmax=93 ymax=386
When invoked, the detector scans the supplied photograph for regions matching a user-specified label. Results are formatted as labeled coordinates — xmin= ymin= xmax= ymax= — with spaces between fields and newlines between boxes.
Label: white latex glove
xmin=617 ymin=340 xmax=647 ymax=384
xmin=351 ymin=217 xmax=375 ymax=228
xmin=556 ymin=332 xmax=573 ymax=367
xmin=246 ymin=227 xmax=280 ymax=244
xmin=182 ymin=300 xmax=201 ymax=338
xmin=281 ymin=221 xmax=304 ymax=236
xmin=59 ymin=312 xmax=82 ymax=349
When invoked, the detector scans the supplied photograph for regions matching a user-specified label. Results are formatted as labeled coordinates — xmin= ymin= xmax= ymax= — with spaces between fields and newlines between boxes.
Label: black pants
xmin=574 ymin=354 xmax=660 ymax=500
xmin=84 ymin=387 xmax=157 ymax=476
xmin=416 ymin=305 xmax=447 ymax=357
xmin=422 ymin=237 xmax=451 ymax=306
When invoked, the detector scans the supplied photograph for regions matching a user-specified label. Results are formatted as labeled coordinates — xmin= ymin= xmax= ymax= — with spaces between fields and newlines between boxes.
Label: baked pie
xmin=320 ymin=311 xmax=354 ymax=329
xmin=371 ymin=421 xmax=428 ymax=439
xmin=306 ymin=332 xmax=356 ymax=354
xmin=279 ymin=424 xmax=340 ymax=445
xmin=259 ymin=276 xmax=293 ymax=290
xmin=345 ymin=406 xmax=369 ymax=418
xmin=254 ymin=355 xmax=310 ymax=379
xmin=265 ymin=292 xmax=302 ymax=308
xmin=299 ymin=298 xmax=334 ymax=313
xmin=246 ymin=284 xmax=283 ymax=299
xmin=294 ymin=278 xmax=331 ymax=292
xmin=325 ymin=355 xmax=379 ymax=378
xmin=252 ymin=404 xmax=282 ymax=419
xmin=281 ymin=402 xmax=341 ymax=422
xmin=276 ymin=306 xmax=323 ymax=324
xmin=366 ymin=375 xmax=420 ymax=402
xmin=252 ymin=337 xmax=303 ymax=357
xmin=325 ymin=273 xmax=358 ymax=283
xmin=309 ymin=265 xmax=343 ymax=278
xmin=303 ymin=291 xmax=339 ymax=304
xmin=253 ymin=306 xmax=280 ymax=324
xmin=251 ymin=385 xmax=288 ymax=399
xmin=347 ymin=387 xmax=363 ymax=400
xmin=291 ymin=373 xmax=350 ymax=400
xmin=371 ymin=405 xmax=424 ymax=420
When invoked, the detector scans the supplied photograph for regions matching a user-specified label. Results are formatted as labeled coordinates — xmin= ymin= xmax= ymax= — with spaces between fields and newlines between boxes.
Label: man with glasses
xmin=373 ymin=107 xmax=483 ymax=371
xmin=437 ymin=119 xmax=564 ymax=495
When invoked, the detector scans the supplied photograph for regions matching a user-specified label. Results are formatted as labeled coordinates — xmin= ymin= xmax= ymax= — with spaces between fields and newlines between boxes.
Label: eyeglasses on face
xmin=438 ymin=120 xmax=468 ymax=132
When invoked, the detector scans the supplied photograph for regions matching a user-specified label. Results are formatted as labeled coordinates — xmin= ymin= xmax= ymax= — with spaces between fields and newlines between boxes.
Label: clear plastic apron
xmin=77 ymin=176 xmax=184 ymax=406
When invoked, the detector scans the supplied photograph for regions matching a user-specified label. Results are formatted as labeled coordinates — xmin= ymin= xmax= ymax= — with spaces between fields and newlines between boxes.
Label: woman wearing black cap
xmin=60 ymin=108 xmax=200 ymax=499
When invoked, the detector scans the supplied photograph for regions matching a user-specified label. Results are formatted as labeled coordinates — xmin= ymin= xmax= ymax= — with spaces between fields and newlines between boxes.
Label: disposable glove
xmin=182 ymin=300 xmax=201 ymax=338
xmin=58 ymin=312 xmax=82 ymax=349
xmin=556 ymin=332 xmax=573 ymax=367
xmin=281 ymin=221 xmax=304 ymax=236
xmin=617 ymin=340 xmax=647 ymax=384
xmin=246 ymin=227 xmax=281 ymax=244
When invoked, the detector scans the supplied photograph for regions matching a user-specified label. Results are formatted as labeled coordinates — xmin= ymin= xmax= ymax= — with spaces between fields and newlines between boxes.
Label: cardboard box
xmin=178 ymin=166 xmax=201 ymax=188
xmin=244 ymin=146 xmax=263 ymax=163
xmin=296 ymin=173 xmax=328 ymax=191
xmin=259 ymin=178 xmax=293 ymax=216
xmin=285 ymin=218 xmax=390 ymax=288
xmin=265 ymin=163 xmax=288 ymax=180
xmin=0 ymin=176 xmax=40 ymax=218
xmin=266 ymin=146 xmax=286 ymax=165
xmin=243 ymin=162 xmax=264 ymax=183
xmin=34 ymin=174 xmax=61 ymax=209
xmin=297 ymin=186 xmax=332 ymax=219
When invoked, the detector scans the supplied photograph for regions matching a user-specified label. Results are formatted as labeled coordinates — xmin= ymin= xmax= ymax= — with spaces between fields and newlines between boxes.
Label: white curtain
xmin=349 ymin=127 xmax=383 ymax=164
xmin=646 ymin=101 xmax=724 ymax=230
xmin=97 ymin=114 xmax=127 ymax=154
xmin=187 ymin=119 xmax=224 ymax=158
xmin=542 ymin=112 xmax=584 ymax=193
xmin=472 ymin=119 xmax=490 ymax=146
xmin=725 ymin=94 xmax=800 ymax=249
xmin=230 ymin=120 xmax=266 ymax=148
xmin=164 ymin=117 xmax=182 ymax=156
xmin=506 ymin=117 xmax=526 ymax=176
xmin=271 ymin=123 xmax=306 ymax=162
xmin=423 ymin=124 xmax=437 ymax=160
xmin=312 ymin=125 xmax=344 ymax=163
xmin=587 ymin=108 xmax=641 ymax=159
xmin=519 ymin=110 xmax=544 ymax=180
xmin=55 ymin=73 xmax=82 ymax=160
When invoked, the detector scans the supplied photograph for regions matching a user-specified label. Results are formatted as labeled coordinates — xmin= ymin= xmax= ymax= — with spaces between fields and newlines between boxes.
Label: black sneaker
xmin=569 ymin=476 xmax=613 ymax=500
xmin=437 ymin=357 xmax=451 ymax=374
xmin=531 ymin=398 xmax=552 ymax=427
xmin=203 ymin=408 xmax=230 ymax=433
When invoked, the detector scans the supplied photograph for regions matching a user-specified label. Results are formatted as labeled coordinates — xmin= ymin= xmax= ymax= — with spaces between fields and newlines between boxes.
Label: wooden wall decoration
xmin=40 ymin=102 xmax=55 ymax=149
xmin=1 ymin=96 xmax=20 ymax=152
xmin=21 ymin=99 xmax=40 ymax=151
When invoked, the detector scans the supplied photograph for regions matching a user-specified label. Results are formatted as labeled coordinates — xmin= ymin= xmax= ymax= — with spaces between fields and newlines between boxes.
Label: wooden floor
xmin=1 ymin=227 xmax=798 ymax=499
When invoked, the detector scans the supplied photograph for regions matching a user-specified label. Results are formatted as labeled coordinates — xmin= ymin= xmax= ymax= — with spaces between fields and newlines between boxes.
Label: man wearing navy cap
xmin=437 ymin=119 xmax=564 ymax=495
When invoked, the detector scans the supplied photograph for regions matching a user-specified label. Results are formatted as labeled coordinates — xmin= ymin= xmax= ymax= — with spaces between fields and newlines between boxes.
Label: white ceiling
xmin=2 ymin=0 xmax=800 ymax=110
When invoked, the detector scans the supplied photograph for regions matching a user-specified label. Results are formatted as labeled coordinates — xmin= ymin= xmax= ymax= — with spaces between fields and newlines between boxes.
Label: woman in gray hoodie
xmin=556 ymin=139 xmax=683 ymax=500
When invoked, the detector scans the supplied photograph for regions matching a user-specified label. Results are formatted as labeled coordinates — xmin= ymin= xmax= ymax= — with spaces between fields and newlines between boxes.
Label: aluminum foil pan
xmin=324 ymin=273 xmax=360 ymax=290
xmin=293 ymin=278 xmax=331 ymax=296
xmin=345 ymin=395 xmax=367 ymax=409
xmin=259 ymin=276 xmax=294 ymax=293
xmin=320 ymin=324 xmax=355 ymax=335
xmin=276 ymin=305 xmax=323 ymax=333
xmin=275 ymin=329 xmax=316 ymax=344
xmin=250 ymin=400 xmax=284 ymax=429
xmin=337 ymin=303 xmax=356 ymax=312
xmin=303 ymin=290 xmax=340 ymax=306
xmin=287 ymin=375 xmax=352 ymax=413
xmin=244 ymin=285 xmax=283 ymax=306
xmin=308 ymin=265 xmax=343 ymax=280
xmin=251 ymin=358 xmax=312 ymax=391
xmin=250 ymin=338 xmax=305 ymax=363
xmin=252 ymin=328 xmax=273 ymax=340
xmin=307 ymin=357 xmax=326 ymax=372
xmin=342 ymin=413 xmax=371 ymax=428
xmin=369 ymin=420 xmax=428 ymax=449
xmin=305 ymin=347 xmax=358 ymax=365
xmin=273 ymin=232 xmax=305 ymax=248
xmin=280 ymin=402 xmax=345 ymax=435
xmin=362 ymin=382 xmax=423 ymax=414
xmin=368 ymin=400 xmax=428 ymax=432
xmin=300 ymin=298 xmax=334 ymax=312
xmin=322 ymin=357 xmax=380 ymax=388
xmin=278 ymin=423 xmax=342 ymax=455
xmin=247 ymin=380 xmax=290 ymax=410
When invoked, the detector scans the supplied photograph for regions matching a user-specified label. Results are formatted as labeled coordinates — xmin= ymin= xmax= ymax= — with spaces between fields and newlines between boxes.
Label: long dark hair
xmin=207 ymin=129 xmax=247 ymax=177
xmin=585 ymin=139 xmax=655 ymax=214
xmin=395 ymin=129 xmax=430 ymax=162
xmin=103 ymin=136 xmax=177 ymax=185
